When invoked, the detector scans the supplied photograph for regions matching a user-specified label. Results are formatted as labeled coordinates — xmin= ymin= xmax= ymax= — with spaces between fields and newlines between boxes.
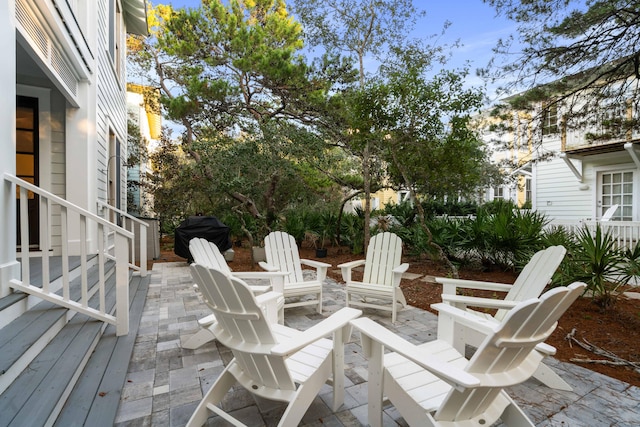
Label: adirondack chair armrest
xmin=431 ymin=302 xmax=496 ymax=336
xmin=393 ymin=263 xmax=410 ymax=274
xmin=258 ymin=261 xmax=280 ymax=272
xmin=440 ymin=294 xmax=520 ymax=311
xmin=350 ymin=317 xmax=480 ymax=390
xmin=271 ymin=307 xmax=362 ymax=356
xmin=232 ymin=271 xmax=288 ymax=294
xmin=391 ymin=263 xmax=410 ymax=286
xmin=436 ymin=277 xmax=513 ymax=295
xmin=535 ymin=341 xmax=557 ymax=356
xmin=337 ymin=259 xmax=366 ymax=282
xmin=300 ymin=259 xmax=331 ymax=281
xmin=197 ymin=313 xmax=216 ymax=326
xmin=255 ymin=291 xmax=283 ymax=306
xmin=255 ymin=291 xmax=285 ymax=324
xmin=232 ymin=271 xmax=288 ymax=280
xmin=301 ymin=259 xmax=331 ymax=269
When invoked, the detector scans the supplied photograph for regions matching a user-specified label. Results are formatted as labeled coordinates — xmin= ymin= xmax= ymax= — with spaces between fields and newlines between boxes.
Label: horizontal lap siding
xmin=96 ymin=0 xmax=128 ymax=207
xmin=535 ymin=138 xmax=590 ymax=221
xmin=536 ymin=156 xmax=592 ymax=221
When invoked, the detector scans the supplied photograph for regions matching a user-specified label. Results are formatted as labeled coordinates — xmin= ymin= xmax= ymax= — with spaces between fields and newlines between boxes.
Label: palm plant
xmin=563 ymin=225 xmax=628 ymax=308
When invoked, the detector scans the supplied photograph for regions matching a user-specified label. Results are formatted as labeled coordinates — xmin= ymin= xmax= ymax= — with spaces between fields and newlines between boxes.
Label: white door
xmin=598 ymin=170 xmax=634 ymax=220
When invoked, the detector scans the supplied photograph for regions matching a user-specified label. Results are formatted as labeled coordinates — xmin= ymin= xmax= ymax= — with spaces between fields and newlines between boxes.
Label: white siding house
xmin=482 ymin=81 xmax=640 ymax=224
xmin=1 ymin=0 xmax=147 ymax=298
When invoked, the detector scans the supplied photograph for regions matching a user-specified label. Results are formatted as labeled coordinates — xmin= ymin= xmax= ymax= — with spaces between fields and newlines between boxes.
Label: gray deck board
xmin=0 ymin=292 xmax=26 ymax=312
xmin=0 ymin=269 xmax=120 ymax=427
xmin=0 ymin=301 xmax=67 ymax=374
xmin=0 ymin=262 xmax=113 ymax=375
xmin=27 ymin=255 xmax=83 ymax=287
xmin=79 ymin=275 xmax=149 ymax=426
xmin=7 ymin=314 xmax=103 ymax=427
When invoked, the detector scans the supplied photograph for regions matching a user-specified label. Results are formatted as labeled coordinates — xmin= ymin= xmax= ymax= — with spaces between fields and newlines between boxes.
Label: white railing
xmin=97 ymin=200 xmax=148 ymax=278
xmin=5 ymin=173 xmax=132 ymax=336
xmin=548 ymin=219 xmax=640 ymax=251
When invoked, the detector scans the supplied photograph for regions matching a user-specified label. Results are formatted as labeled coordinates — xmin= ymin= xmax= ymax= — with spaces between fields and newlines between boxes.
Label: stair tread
xmin=0 ymin=262 xmax=113 ymax=375
xmin=0 ymin=293 xmax=27 ymax=312
xmin=2 ymin=313 xmax=104 ymax=426
xmin=0 ymin=272 xmax=148 ymax=427
xmin=55 ymin=275 xmax=149 ymax=427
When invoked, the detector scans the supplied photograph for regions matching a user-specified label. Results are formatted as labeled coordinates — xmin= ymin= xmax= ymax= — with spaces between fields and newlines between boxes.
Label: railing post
xmin=139 ymin=222 xmax=147 ymax=277
xmin=115 ymin=232 xmax=130 ymax=336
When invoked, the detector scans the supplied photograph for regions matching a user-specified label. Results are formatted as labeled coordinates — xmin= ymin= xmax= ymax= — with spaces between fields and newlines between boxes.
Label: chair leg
xmin=498 ymin=392 xmax=536 ymax=426
xmin=316 ymin=289 xmax=323 ymax=313
xmin=366 ymin=339 xmax=385 ymax=427
xmin=391 ymin=302 xmax=396 ymax=324
xmin=278 ymin=361 xmax=331 ymax=427
xmin=186 ymin=368 xmax=236 ymax=427
xmin=532 ymin=361 xmax=572 ymax=391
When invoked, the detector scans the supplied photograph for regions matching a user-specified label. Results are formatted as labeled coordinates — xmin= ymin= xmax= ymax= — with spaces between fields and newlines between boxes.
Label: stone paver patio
xmin=114 ymin=262 xmax=640 ymax=426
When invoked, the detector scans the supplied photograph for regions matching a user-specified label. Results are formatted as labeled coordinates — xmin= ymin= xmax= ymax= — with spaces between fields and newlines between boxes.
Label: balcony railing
xmin=548 ymin=219 xmax=640 ymax=251
xmin=4 ymin=173 xmax=133 ymax=336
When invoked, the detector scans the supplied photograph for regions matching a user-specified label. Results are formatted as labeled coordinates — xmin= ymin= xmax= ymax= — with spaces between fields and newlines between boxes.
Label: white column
xmin=0 ymin=0 xmax=19 ymax=297
xmin=65 ymin=80 xmax=98 ymax=255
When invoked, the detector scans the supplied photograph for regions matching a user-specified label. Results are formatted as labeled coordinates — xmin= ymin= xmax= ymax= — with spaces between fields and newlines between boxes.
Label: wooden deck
xmin=0 ymin=256 xmax=150 ymax=427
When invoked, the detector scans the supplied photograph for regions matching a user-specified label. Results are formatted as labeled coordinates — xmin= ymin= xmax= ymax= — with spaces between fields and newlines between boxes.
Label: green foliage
xmin=623 ymin=242 xmax=640 ymax=283
xmin=418 ymin=201 xmax=547 ymax=269
xmin=380 ymin=201 xmax=416 ymax=227
xmin=557 ymin=225 xmax=629 ymax=309
xmin=395 ymin=224 xmax=435 ymax=258
xmin=218 ymin=212 xmax=245 ymax=241
xmin=339 ymin=211 xmax=365 ymax=254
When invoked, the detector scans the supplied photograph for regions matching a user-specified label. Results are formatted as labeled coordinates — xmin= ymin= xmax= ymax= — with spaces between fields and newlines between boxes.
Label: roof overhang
xmin=563 ymin=140 xmax=635 ymax=158
xmin=560 ymin=141 xmax=640 ymax=183
xmin=122 ymin=0 xmax=149 ymax=36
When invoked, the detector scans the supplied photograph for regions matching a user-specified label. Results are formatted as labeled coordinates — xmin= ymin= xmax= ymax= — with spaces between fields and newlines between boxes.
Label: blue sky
xmin=157 ymin=1 xmax=518 ymax=99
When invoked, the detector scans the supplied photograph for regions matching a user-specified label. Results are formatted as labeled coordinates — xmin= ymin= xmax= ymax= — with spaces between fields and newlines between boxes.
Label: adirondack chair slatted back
xmin=496 ymin=245 xmax=566 ymax=321
xmin=264 ymin=231 xmax=304 ymax=284
xmin=189 ymin=237 xmax=232 ymax=275
xmin=190 ymin=264 xmax=296 ymax=392
xmin=435 ymin=282 xmax=585 ymax=422
xmin=363 ymin=232 xmax=403 ymax=286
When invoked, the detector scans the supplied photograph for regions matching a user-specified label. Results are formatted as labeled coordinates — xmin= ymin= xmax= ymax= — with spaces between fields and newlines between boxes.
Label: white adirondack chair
xmin=601 ymin=204 xmax=619 ymax=221
xmin=260 ymin=231 xmax=331 ymax=313
xmin=351 ymin=282 xmax=585 ymax=427
xmin=338 ymin=232 xmax=409 ymax=323
xmin=184 ymin=237 xmax=288 ymax=349
xmin=435 ymin=245 xmax=571 ymax=390
xmin=187 ymin=264 xmax=362 ymax=427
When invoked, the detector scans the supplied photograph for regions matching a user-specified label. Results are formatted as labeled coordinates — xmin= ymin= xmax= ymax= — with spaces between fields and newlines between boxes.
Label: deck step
xmin=0 ymin=256 xmax=98 ymax=329
xmin=0 ymin=261 xmax=115 ymax=385
xmin=0 ymin=270 xmax=148 ymax=427
xmin=54 ymin=274 xmax=150 ymax=426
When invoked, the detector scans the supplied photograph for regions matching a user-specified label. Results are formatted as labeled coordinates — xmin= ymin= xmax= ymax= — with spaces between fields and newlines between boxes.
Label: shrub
xmin=559 ymin=225 xmax=628 ymax=308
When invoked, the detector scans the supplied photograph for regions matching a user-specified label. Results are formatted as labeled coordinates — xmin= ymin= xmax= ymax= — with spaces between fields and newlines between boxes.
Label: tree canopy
xmin=483 ymin=0 xmax=640 ymax=133
xmin=130 ymin=1 xmax=497 ymax=247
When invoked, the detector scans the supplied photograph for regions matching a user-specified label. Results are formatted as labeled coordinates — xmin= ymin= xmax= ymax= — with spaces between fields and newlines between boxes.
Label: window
xmin=542 ymin=104 xmax=558 ymax=136
xmin=493 ymin=186 xmax=504 ymax=200
xmin=600 ymin=171 xmax=633 ymax=220
xmin=593 ymin=102 xmax=627 ymax=141
xmin=109 ymin=0 xmax=122 ymax=79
